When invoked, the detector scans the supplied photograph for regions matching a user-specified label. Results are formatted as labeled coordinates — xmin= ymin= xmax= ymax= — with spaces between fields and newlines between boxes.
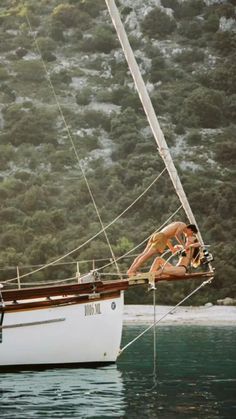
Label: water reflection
xmin=118 ymin=325 xmax=236 ymax=418
xmin=0 ymin=366 xmax=125 ymax=418
xmin=0 ymin=326 xmax=235 ymax=418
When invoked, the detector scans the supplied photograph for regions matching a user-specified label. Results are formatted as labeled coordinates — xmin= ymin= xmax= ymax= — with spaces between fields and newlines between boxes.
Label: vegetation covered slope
xmin=0 ymin=0 xmax=235 ymax=304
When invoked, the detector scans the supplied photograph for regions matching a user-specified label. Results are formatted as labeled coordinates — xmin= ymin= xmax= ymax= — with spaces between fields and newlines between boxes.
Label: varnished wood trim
xmin=3 ymin=290 xmax=122 ymax=313
xmin=2 ymin=280 xmax=128 ymax=302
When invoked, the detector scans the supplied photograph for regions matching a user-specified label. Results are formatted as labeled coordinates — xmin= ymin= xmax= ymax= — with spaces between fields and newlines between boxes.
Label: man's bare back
xmin=161 ymin=221 xmax=187 ymax=241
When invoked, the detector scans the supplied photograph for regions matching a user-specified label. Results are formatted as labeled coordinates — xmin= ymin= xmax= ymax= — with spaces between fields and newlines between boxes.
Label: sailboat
xmin=0 ymin=0 xmax=214 ymax=370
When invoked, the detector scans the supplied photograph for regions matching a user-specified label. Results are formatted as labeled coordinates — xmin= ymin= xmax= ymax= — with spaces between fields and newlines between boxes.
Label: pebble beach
xmin=123 ymin=304 xmax=236 ymax=325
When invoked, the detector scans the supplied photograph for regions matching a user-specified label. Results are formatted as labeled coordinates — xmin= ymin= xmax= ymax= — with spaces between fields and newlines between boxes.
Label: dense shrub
xmin=51 ymin=69 xmax=72 ymax=85
xmin=0 ymin=29 xmax=11 ymax=50
xmin=197 ymin=62 xmax=236 ymax=94
xmin=215 ymin=3 xmax=235 ymax=19
xmin=80 ymin=109 xmax=111 ymax=131
xmin=36 ymin=36 xmax=57 ymax=61
xmin=149 ymin=55 xmax=167 ymax=83
xmin=161 ymin=0 xmax=179 ymax=10
xmin=178 ymin=19 xmax=203 ymax=39
xmin=186 ymin=130 xmax=202 ymax=145
xmin=181 ymin=87 xmax=224 ymax=128
xmin=141 ymin=7 xmax=176 ymax=38
xmin=224 ymin=95 xmax=236 ymax=121
xmin=78 ymin=0 xmax=105 ymax=18
xmin=52 ymin=4 xmax=90 ymax=29
xmin=0 ymin=144 xmax=15 ymax=170
xmin=174 ymin=0 xmax=205 ymax=19
xmin=203 ymin=13 xmax=220 ymax=32
xmin=151 ymin=91 xmax=169 ymax=115
xmin=174 ymin=48 xmax=204 ymax=64
xmin=0 ymin=230 xmax=25 ymax=251
xmin=76 ymin=87 xmax=92 ymax=106
xmin=1 ymin=105 xmax=58 ymax=146
xmin=214 ymin=140 xmax=236 ymax=166
xmin=12 ymin=60 xmax=45 ymax=82
xmin=213 ymin=31 xmax=236 ymax=55
xmin=49 ymin=22 xmax=65 ymax=42
xmin=110 ymin=107 xmax=144 ymax=159
xmin=80 ymin=25 xmax=118 ymax=53
xmin=20 ymin=185 xmax=50 ymax=213
xmin=78 ymin=135 xmax=100 ymax=152
xmin=213 ymin=128 xmax=236 ymax=166
xmin=0 ymin=207 xmax=25 ymax=223
xmin=0 ymin=65 xmax=9 ymax=80
xmin=50 ymin=150 xmax=75 ymax=171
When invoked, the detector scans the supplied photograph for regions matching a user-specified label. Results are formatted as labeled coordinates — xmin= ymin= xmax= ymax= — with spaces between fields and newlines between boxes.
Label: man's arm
xmin=175 ymin=225 xmax=186 ymax=246
xmin=186 ymin=239 xmax=201 ymax=250
xmin=166 ymin=239 xmax=176 ymax=253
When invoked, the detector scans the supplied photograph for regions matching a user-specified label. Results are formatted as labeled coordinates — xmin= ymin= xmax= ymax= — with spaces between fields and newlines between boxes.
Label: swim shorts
xmin=148 ymin=232 xmax=167 ymax=253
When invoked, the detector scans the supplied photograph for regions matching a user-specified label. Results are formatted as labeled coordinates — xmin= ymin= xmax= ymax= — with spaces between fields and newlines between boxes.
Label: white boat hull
xmin=0 ymin=292 xmax=124 ymax=369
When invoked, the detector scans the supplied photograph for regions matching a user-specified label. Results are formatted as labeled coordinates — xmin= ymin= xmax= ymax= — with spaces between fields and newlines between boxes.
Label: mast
xmin=105 ymin=0 xmax=205 ymax=245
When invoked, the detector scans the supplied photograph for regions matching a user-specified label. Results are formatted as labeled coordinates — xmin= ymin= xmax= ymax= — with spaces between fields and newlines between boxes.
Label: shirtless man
xmin=149 ymin=234 xmax=201 ymax=277
xmin=127 ymin=221 xmax=198 ymax=277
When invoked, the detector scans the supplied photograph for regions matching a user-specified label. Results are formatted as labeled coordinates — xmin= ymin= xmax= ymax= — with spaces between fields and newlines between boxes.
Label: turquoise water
xmin=0 ymin=325 xmax=235 ymax=418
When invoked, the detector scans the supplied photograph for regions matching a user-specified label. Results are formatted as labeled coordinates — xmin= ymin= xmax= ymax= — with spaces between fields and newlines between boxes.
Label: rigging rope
xmin=3 ymin=170 xmax=169 ymax=283
xmin=152 ymin=287 xmax=157 ymax=389
xmin=24 ymin=12 xmax=121 ymax=278
xmin=119 ymin=276 xmax=213 ymax=356
xmin=0 ymin=285 xmax=5 ymax=330
xmin=2 ymin=203 xmax=183 ymax=285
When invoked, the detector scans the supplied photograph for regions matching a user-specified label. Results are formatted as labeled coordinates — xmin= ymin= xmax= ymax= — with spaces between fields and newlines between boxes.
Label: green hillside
xmin=0 ymin=0 xmax=235 ymax=305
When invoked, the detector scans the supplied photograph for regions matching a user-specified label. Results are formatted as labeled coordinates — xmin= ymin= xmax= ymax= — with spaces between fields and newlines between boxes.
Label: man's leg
xmin=127 ymin=246 xmax=157 ymax=276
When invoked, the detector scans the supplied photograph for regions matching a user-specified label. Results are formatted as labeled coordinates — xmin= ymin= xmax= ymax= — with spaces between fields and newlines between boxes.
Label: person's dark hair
xmin=187 ymin=224 xmax=198 ymax=234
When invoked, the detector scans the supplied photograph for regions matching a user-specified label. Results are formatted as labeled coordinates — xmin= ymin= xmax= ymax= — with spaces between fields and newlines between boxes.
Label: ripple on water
xmin=0 ymin=326 xmax=236 ymax=418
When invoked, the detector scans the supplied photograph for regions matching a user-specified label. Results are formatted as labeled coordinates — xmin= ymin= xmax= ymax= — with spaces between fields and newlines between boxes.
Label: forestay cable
xmin=119 ymin=276 xmax=213 ymax=356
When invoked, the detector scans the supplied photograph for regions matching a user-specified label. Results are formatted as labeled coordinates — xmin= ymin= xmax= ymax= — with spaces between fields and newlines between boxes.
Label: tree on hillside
xmin=52 ymin=4 xmax=90 ymax=29
xmin=1 ymin=104 xmax=58 ymax=146
xmin=141 ymin=7 xmax=176 ymax=38
xmin=181 ymin=87 xmax=225 ymax=128
xmin=80 ymin=25 xmax=118 ymax=53
xmin=110 ymin=108 xmax=143 ymax=159
xmin=213 ymin=31 xmax=236 ymax=55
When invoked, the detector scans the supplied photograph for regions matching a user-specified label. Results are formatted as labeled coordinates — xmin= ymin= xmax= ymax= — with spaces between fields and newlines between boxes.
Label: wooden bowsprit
xmin=127 ymin=271 xmax=215 ymax=290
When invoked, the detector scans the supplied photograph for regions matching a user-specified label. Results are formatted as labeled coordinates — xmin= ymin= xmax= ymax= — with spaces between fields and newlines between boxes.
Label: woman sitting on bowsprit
xmin=149 ymin=235 xmax=201 ymax=278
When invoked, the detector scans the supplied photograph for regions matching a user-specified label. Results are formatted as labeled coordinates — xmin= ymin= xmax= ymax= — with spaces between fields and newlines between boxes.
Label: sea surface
xmin=0 ymin=325 xmax=236 ymax=418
